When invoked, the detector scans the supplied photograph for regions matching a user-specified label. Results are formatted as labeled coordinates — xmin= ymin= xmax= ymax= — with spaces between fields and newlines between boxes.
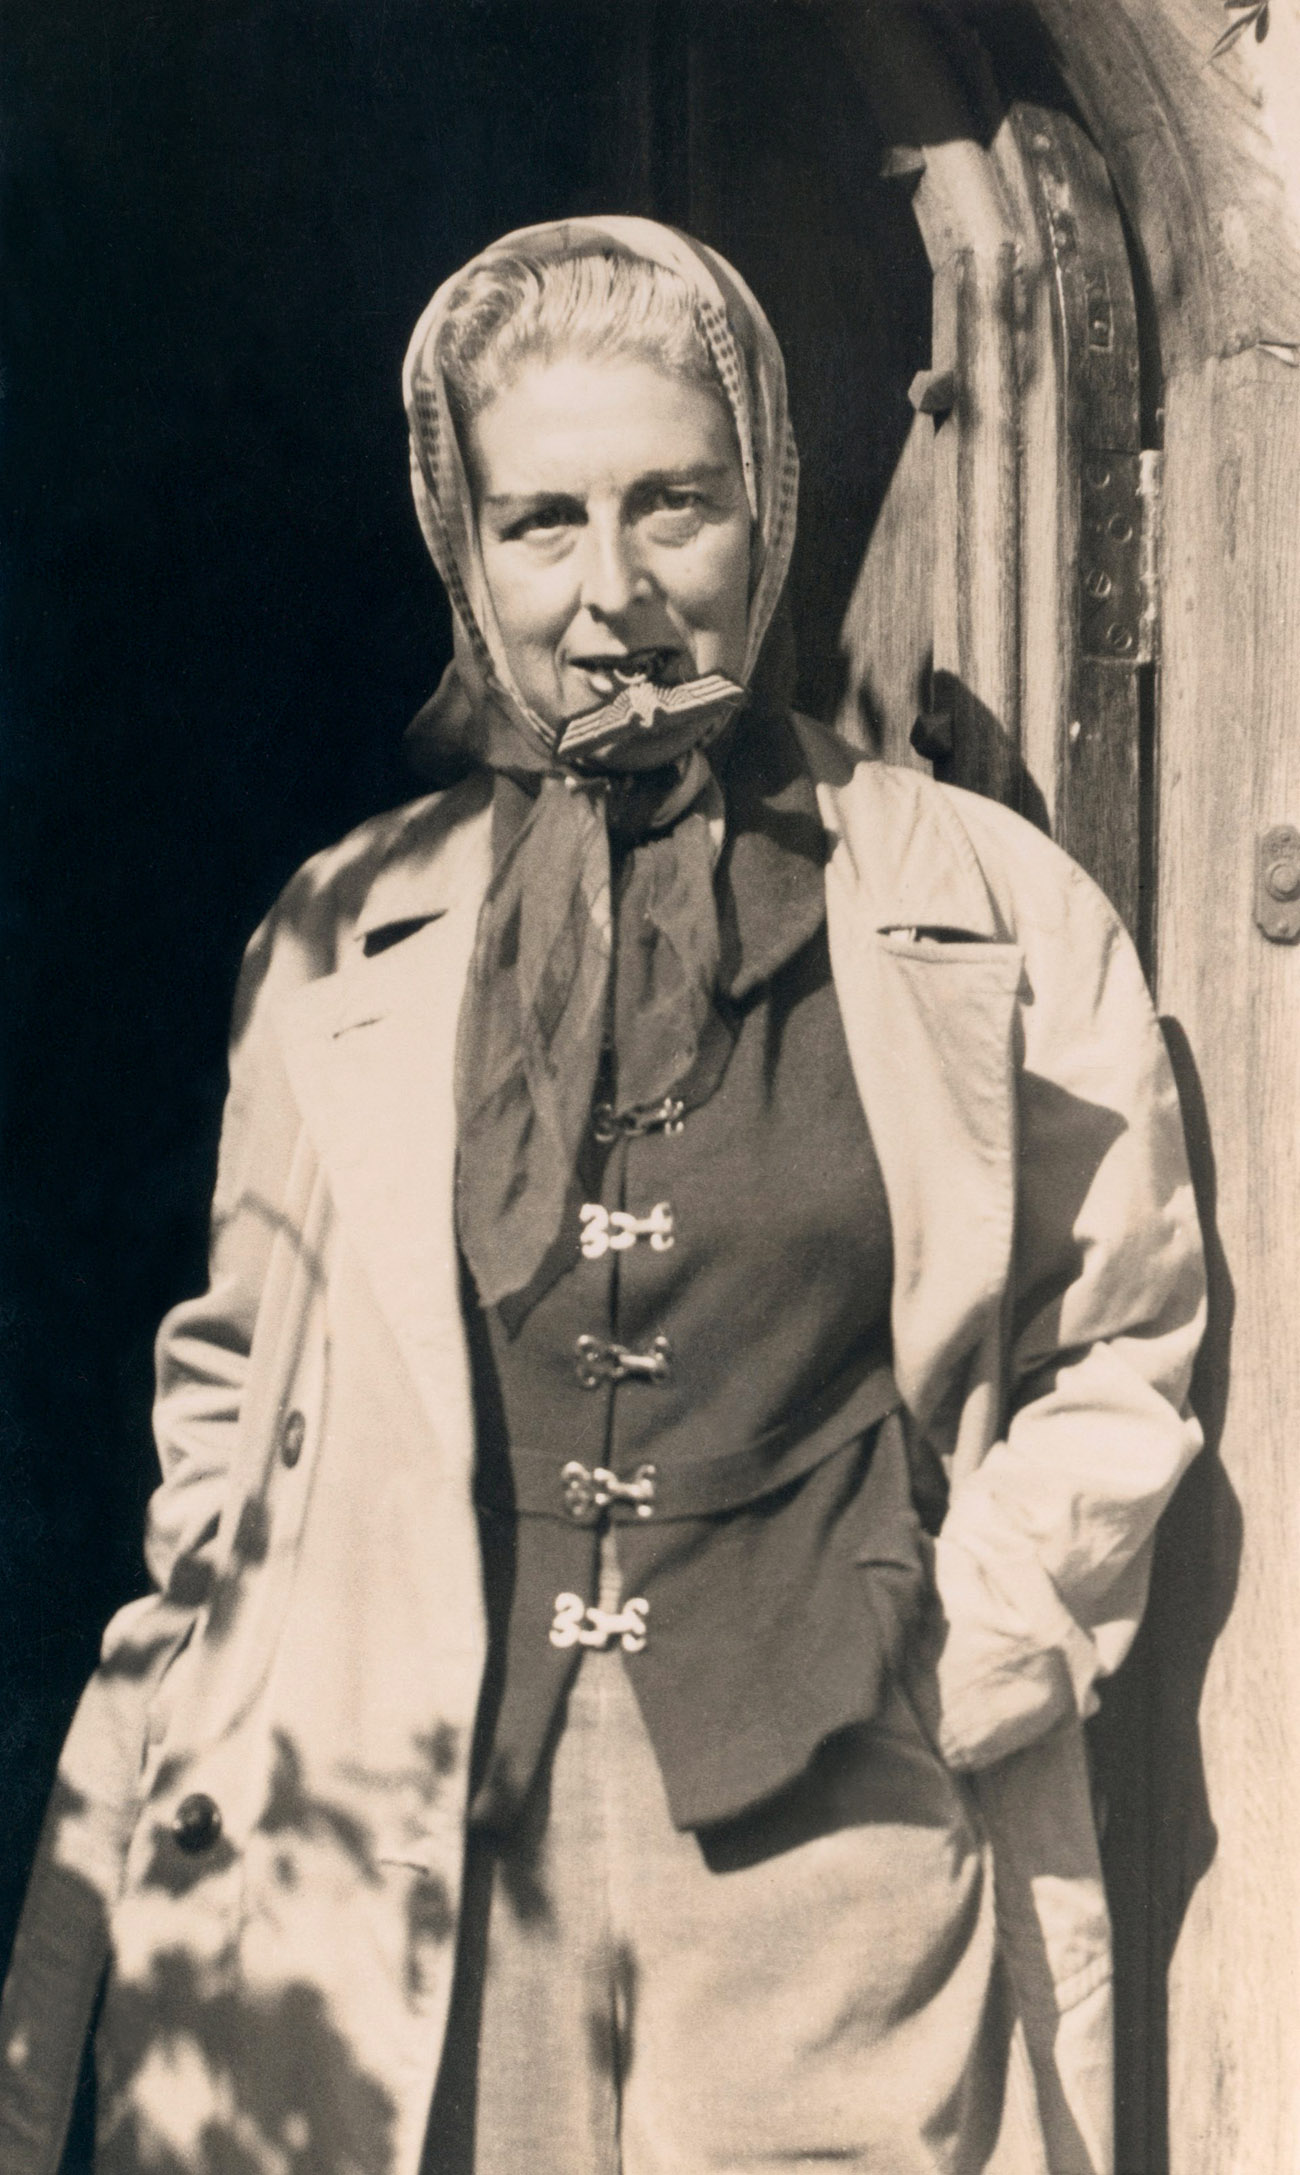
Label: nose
xmin=576 ymin=512 xmax=651 ymax=622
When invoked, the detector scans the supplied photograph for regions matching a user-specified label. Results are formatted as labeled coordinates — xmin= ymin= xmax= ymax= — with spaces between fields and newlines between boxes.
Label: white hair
xmin=436 ymin=248 xmax=722 ymax=422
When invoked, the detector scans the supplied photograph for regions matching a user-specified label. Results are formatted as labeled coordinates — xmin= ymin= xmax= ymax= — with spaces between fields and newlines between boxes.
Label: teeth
xmin=575 ymin=649 xmax=674 ymax=689
xmin=617 ymin=658 xmax=668 ymax=686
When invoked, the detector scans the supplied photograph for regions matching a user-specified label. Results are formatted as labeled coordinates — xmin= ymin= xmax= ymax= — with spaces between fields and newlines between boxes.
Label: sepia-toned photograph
xmin=2 ymin=4 xmax=1296 ymax=2170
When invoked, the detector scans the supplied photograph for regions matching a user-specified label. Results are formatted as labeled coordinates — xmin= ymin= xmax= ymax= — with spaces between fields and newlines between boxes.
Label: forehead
xmin=465 ymin=353 xmax=740 ymax=497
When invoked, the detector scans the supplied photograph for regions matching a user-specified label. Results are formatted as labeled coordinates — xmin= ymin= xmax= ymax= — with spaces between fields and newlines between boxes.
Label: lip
xmin=566 ymin=646 xmax=685 ymax=696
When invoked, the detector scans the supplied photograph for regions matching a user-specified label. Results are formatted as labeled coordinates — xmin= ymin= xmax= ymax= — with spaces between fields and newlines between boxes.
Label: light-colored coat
xmin=0 ymin=720 xmax=1205 ymax=2175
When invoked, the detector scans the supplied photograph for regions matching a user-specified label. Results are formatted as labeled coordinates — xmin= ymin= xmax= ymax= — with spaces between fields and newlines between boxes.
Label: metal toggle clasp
xmin=549 ymin=1592 xmax=649 ymax=1652
xmin=561 ymin=1460 xmax=658 ymax=1522
xmin=578 ymin=1202 xmax=675 ymax=1259
xmin=574 ymin=1334 xmax=672 ymax=1389
xmin=592 ymin=1097 xmax=686 ymax=1142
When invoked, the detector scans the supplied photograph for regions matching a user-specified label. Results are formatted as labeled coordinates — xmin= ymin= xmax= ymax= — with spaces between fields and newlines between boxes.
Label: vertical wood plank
xmin=1022 ymin=8 xmax=1300 ymax=2164
xmin=909 ymin=138 xmax=1028 ymax=806
xmin=1155 ymin=349 xmax=1300 ymax=2175
xmin=822 ymin=7 xmax=1030 ymax=794
xmin=1000 ymin=105 xmax=1146 ymax=928
xmin=835 ymin=408 xmax=934 ymax=761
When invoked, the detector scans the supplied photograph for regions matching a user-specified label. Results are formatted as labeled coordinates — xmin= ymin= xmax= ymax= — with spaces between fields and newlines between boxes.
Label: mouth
xmin=567 ymin=647 xmax=684 ymax=697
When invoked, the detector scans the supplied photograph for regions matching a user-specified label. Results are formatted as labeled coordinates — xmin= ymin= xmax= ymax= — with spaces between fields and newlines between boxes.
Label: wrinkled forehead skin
xmin=401 ymin=215 xmax=800 ymax=745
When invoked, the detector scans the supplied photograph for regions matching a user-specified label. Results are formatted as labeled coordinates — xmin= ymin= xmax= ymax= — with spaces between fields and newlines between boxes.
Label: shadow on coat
xmin=0 ymin=1724 xmax=467 ymax=2175
xmin=90 ymin=1953 xmax=398 ymax=2175
xmin=840 ymin=648 xmax=1053 ymax=844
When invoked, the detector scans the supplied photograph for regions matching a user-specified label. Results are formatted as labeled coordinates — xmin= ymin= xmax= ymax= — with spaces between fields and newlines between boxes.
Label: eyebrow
xmin=482 ymin=490 xmax=581 ymax=512
xmin=482 ymin=464 xmax=736 ymax=511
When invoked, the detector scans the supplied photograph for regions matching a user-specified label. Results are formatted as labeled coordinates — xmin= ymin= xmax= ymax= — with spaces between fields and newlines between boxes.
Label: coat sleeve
xmin=45 ymin=855 xmax=343 ymax=1811
xmin=0 ymin=891 xmax=317 ymax=2175
xmin=923 ymin=830 xmax=1206 ymax=1773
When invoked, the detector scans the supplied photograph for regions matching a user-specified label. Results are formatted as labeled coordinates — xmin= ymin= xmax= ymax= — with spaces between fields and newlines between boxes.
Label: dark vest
xmin=464 ymin=719 xmax=928 ymax=1834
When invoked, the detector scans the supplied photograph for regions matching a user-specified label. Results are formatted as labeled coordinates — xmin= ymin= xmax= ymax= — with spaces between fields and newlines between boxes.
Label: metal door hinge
xmin=1080 ymin=448 xmax=1161 ymax=666
xmin=1257 ymin=825 xmax=1300 ymax=943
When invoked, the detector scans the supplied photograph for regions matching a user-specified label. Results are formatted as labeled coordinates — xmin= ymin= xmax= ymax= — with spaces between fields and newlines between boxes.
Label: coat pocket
xmin=876 ymin=929 xmax=1023 ymax=967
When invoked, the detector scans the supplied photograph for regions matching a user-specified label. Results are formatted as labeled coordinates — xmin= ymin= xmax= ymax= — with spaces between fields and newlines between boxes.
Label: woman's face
xmin=465 ymin=354 xmax=752 ymax=728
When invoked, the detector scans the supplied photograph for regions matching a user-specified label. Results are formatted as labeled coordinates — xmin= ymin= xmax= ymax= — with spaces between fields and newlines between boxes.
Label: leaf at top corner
xmin=1210 ymin=6 xmax=1263 ymax=60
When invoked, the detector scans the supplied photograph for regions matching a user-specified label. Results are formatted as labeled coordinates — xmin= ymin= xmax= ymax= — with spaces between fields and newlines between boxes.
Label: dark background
xmin=0 ymin=0 xmax=931 ymax=1958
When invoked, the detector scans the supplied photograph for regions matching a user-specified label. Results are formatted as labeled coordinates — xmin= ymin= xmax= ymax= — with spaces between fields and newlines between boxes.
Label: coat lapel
xmin=273 ymin=797 xmax=493 ymax=1452
xmin=272 ymin=732 xmax=1022 ymax=1456
xmin=792 ymin=722 xmax=1024 ymax=1437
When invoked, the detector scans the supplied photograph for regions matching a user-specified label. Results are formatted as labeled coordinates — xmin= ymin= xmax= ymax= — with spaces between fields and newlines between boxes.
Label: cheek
xmin=674 ymin=523 xmax=752 ymax=633
xmin=480 ymin=548 xmax=573 ymax=651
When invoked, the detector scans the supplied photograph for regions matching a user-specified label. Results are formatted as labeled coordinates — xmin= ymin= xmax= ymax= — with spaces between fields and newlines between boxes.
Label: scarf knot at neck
xmin=454 ymin=752 xmax=726 ymax=1311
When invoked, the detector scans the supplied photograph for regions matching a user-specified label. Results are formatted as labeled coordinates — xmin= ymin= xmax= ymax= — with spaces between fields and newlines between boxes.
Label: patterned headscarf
xmin=402 ymin=217 xmax=799 ymax=1308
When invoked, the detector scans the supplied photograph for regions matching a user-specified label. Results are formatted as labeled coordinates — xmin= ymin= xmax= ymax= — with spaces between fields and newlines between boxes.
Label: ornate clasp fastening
xmin=560 ymin=1460 xmax=658 ymax=1523
xmin=574 ymin=1334 xmax=672 ymax=1389
xmin=549 ymin=1592 xmax=649 ymax=1652
xmin=592 ymin=1097 xmax=686 ymax=1143
xmin=578 ymin=1202 xmax=675 ymax=1260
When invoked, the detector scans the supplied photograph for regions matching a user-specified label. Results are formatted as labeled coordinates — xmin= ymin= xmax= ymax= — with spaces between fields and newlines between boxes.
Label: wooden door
xmin=604 ymin=5 xmax=1154 ymax=917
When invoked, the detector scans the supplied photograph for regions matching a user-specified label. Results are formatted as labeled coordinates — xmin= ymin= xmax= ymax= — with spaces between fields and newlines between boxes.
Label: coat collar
xmin=789 ymin=715 xmax=1004 ymax=939
xmin=347 ymin=717 xmax=998 ymax=958
xmin=351 ymin=772 xmax=493 ymax=946
xmin=272 ymin=781 xmax=493 ymax=1447
xmin=275 ymin=724 xmax=1021 ymax=1446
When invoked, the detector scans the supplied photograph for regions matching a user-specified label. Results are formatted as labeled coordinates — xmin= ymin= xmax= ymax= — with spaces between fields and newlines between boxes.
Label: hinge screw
xmin=1265 ymin=855 xmax=1300 ymax=903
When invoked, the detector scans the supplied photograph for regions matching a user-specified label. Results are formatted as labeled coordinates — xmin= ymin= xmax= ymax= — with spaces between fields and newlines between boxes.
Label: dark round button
xmin=280 ymin=1409 xmax=306 ymax=1468
xmin=172 ymin=1793 xmax=222 ymax=1855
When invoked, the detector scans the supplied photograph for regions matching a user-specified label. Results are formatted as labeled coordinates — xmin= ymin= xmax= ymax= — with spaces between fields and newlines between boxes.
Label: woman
xmin=0 ymin=217 xmax=1204 ymax=2175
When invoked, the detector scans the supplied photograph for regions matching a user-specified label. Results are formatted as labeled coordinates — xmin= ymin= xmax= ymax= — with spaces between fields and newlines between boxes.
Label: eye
xmin=504 ymin=500 xmax=581 ymax=542
xmin=639 ymin=486 xmax=709 ymax=541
